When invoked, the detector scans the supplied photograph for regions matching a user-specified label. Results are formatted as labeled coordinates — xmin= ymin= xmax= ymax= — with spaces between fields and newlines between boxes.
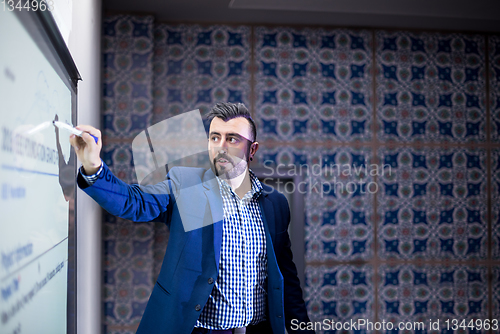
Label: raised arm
xmin=69 ymin=125 xmax=175 ymax=222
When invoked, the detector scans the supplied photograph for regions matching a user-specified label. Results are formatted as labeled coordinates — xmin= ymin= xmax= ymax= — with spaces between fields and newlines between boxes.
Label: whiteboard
xmin=0 ymin=9 xmax=79 ymax=334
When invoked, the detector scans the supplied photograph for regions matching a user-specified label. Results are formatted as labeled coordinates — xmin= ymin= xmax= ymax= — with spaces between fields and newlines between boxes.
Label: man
xmin=71 ymin=102 xmax=314 ymax=334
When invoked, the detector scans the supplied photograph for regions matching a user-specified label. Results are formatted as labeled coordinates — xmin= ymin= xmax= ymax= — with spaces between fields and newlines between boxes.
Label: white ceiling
xmin=103 ymin=0 xmax=500 ymax=32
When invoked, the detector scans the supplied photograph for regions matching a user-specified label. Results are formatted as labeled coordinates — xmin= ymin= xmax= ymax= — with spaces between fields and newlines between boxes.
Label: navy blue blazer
xmin=78 ymin=163 xmax=313 ymax=334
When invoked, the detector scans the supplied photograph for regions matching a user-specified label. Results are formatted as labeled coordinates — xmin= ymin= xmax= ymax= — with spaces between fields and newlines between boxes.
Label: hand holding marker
xmin=53 ymin=121 xmax=99 ymax=144
xmin=27 ymin=120 xmax=102 ymax=174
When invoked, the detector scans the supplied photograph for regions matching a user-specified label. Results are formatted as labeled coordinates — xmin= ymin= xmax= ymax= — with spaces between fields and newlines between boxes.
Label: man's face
xmin=208 ymin=117 xmax=254 ymax=179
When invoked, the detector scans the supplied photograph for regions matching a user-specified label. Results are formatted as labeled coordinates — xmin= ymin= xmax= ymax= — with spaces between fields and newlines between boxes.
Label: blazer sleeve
xmin=275 ymin=195 xmax=316 ymax=334
xmin=77 ymin=162 xmax=178 ymax=222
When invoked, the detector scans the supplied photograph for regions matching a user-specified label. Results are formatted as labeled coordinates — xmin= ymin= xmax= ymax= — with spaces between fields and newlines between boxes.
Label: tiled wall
xmin=101 ymin=16 xmax=155 ymax=332
xmin=101 ymin=15 xmax=500 ymax=333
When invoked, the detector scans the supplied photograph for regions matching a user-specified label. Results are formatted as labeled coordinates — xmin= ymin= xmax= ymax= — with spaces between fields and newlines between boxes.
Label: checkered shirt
xmin=196 ymin=170 xmax=267 ymax=329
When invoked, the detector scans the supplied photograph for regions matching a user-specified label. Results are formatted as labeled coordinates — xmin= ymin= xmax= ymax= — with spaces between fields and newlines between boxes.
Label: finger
xmin=75 ymin=124 xmax=95 ymax=131
xmin=75 ymin=125 xmax=101 ymax=139
xmin=70 ymin=134 xmax=86 ymax=149
xmin=69 ymin=134 xmax=79 ymax=149
xmin=80 ymin=132 xmax=98 ymax=146
xmin=69 ymin=136 xmax=86 ymax=157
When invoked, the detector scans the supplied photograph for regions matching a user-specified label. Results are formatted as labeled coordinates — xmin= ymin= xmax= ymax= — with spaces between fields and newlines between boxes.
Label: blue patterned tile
xmin=491 ymin=149 xmax=500 ymax=259
xmin=102 ymin=216 xmax=154 ymax=329
xmin=102 ymin=16 xmax=156 ymax=330
xmin=377 ymin=147 xmax=488 ymax=260
xmin=490 ymin=36 xmax=500 ymax=142
xmin=255 ymin=27 xmax=373 ymax=142
xmin=302 ymin=148 xmax=375 ymax=261
xmin=152 ymin=25 xmax=251 ymax=123
xmin=305 ymin=265 xmax=374 ymax=333
xmin=376 ymin=31 xmax=486 ymax=143
xmin=102 ymin=15 xmax=154 ymax=141
xmin=378 ymin=264 xmax=489 ymax=334
xmin=256 ymin=146 xmax=374 ymax=261
xmin=492 ymin=267 xmax=500 ymax=320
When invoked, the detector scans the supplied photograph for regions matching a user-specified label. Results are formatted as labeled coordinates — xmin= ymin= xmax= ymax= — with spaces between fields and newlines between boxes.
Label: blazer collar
xmin=202 ymin=168 xmax=223 ymax=271
xmin=202 ymin=167 xmax=218 ymax=190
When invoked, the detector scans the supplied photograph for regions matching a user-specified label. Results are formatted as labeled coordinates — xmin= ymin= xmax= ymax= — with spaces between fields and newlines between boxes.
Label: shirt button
xmin=208 ymin=277 xmax=214 ymax=284
xmin=195 ymin=304 xmax=201 ymax=311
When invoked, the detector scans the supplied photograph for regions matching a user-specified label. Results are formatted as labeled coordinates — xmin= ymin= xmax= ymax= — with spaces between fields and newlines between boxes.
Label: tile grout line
xmin=484 ymin=35 xmax=493 ymax=328
xmin=485 ymin=35 xmax=492 ymax=259
xmin=371 ymin=29 xmax=380 ymax=330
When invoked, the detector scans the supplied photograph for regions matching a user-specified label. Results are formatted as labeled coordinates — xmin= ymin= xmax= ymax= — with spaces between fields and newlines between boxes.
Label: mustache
xmin=215 ymin=153 xmax=234 ymax=164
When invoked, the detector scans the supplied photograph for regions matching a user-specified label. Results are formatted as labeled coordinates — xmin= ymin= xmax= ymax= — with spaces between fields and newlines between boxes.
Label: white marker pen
xmin=53 ymin=121 xmax=99 ymax=144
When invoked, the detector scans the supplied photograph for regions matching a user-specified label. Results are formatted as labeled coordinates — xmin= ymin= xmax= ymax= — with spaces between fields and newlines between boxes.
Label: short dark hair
xmin=206 ymin=102 xmax=257 ymax=142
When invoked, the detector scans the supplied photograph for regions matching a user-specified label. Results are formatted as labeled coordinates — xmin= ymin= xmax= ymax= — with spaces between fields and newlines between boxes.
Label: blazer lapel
xmin=259 ymin=193 xmax=277 ymax=248
xmin=203 ymin=169 xmax=223 ymax=271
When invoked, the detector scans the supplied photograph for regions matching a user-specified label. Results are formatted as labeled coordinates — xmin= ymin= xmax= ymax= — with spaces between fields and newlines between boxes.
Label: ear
xmin=249 ymin=141 xmax=259 ymax=158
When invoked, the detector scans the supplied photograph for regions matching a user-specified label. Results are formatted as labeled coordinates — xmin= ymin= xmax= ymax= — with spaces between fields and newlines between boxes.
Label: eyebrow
xmin=209 ymin=132 xmax=242 ymax=138
xmin=209 ymin=131 xmax=251 ymax=142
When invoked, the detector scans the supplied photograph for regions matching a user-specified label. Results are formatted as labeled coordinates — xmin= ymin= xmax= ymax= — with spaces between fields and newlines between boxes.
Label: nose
xmin=218 ymin=137 xmax=229 ymax=149
xmin=210 ymin=137 xmax=227 ymax=154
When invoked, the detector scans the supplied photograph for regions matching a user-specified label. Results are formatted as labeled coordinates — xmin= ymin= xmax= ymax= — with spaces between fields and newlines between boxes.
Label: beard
xmin=212 ymin=151 xmax=248 ymax=180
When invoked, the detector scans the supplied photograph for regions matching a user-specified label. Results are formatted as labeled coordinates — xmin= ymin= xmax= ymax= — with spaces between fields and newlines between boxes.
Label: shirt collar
xmin=217 ymin=169 xmax=263 ymax=200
